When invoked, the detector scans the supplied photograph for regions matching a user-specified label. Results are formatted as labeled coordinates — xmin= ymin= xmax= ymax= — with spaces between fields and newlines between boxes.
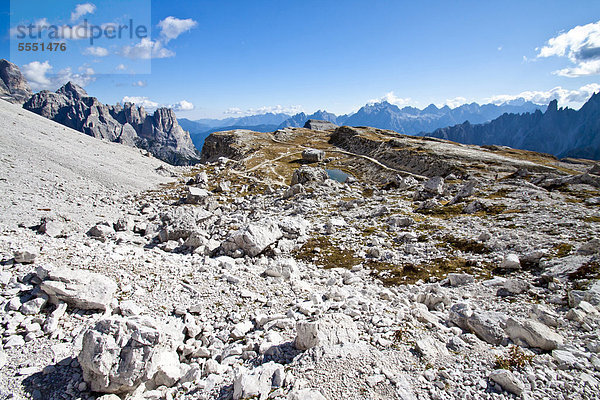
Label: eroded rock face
xmin=200 ymin=130 xmax=257 ymax=163
xmin=291 ymin=166 xmax=329 ymax=186
xmin=23 ymin=82 xmax=200 ymax=165
xmin=78 ymin=316 xmax=161 ymax=393
xmin=303 ymin=119 xmax=338 ymax=131
xmin=0 ymin=59 xmax=32 ymax=103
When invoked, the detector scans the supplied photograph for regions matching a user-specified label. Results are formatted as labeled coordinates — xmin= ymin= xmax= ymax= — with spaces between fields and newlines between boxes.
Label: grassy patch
xmin=363 ymin=188 xmax=375 ymax=198
xmin=567 ymin=260 xmax=600 ymax=281
xmin=486 ymin=188 xmax=512 ymax=199
xmin=557 ymin=186 xmax=600 ymax=200
xmin=439 ymin=235 xmax=491 ymax=254
xmin=294 ymin=236 xmax=362 ymax=269
xmin=368 ymin=257 xmax=492 ymax=286
xmin=565 ymin=197 xmax=583 ymax=204
xmin=414 ymin=221 xmax=443 ymax=232
xmin=580 ymin=215 xmax=600 ymax=223
xmin=553 ymin=243 xmax=573 ymax=258
xmin=416 ymin=204 xmax=464 ymax=219
xmin=495 ymin=346 xmax=534 ymax=371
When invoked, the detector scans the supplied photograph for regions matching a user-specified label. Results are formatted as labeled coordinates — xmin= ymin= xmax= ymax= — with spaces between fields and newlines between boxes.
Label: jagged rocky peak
xmin=151 ymin=107 xmax=178 ymax=133
xmin=426 ymin=93 xmax=600 ymax=160
xmin=546 ymin=99 xmax=558 ymax=113
xmin=139 ymin=107 xmax=201 ymax=165
xmin=0 ymin=59 xmax=32 ymax=104
xmin=56 ymin=81 xmax=89 ymax=101
xmin=21 ymin=74 xmax=199 ymax=165
xmin=121 ymin=102 xmax=147 ymax=129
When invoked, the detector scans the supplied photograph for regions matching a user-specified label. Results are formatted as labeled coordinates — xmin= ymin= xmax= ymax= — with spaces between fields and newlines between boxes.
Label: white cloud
xmin=486 ymin=84 xmax=600 ymax=108
xmin=224 ymin=107 xmax=243 ymax=115
xmin=10 ymin=18 xmax=52 ymax=38
xmin=21 ymin=61 xmax=53 ymax=90
xmin=442 ymin=97 xmax=467 ymax=108
xmin=83 ymin=46 xmax=109 ymax=57
xmin=158 ymin=16 xmax=198 ymax=43
xmin=537 ymin=20 xmax=600 ymax=76
xmin=119 ymin=17 xmax=196 ymax=60
xmin=554 ymin=59 xmax=600 ymax=77
xmin=22 ymin=61 xmax=96 ymax=91
xmin=122 ymin=96 xmax=194 ymax=112
xmin=132 ymin=80 xmax=147 ymax=87
xmin=224 ymin=105 xmax=304 ymax=116
xmin=115 ymin=64 xmax=127 ymax=71
xmin=171 ymin=100 xmax=194 ymax=111
xmin=122 ymin=96 xmax=159 ymax=110
xmin=121 ymin=38 xmax=175 ymax=59
xmin=368 ymin=91 xmax=411 ymax=107
xmin=71 ymin=3 xmax=96 ymax=22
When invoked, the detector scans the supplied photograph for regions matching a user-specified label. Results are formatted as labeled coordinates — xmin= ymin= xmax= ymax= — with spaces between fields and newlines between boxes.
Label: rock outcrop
xmin=0 ymin=59 xmax=32 ymax=104
xmin=303 ymin=119 xmax=338 ymax=131
xmin=427 ymin=94 xmax=600 ymax=160
xmin=23 ymin=81 xmax=200 ymax=165
xmin=200 ymin=129 xmax=259 ymax=163
xmin=78 ymin=316 xmax=162 ymax=393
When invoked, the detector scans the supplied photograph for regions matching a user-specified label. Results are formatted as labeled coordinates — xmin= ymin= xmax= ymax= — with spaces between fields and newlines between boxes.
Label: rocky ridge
xmin=427 ymin=94 xmax=600 ymax=160
xmin=0 ymin=59 xmax=32 ymax=104
xmin=0 ymin=59 xmax=200 ymax=166
xmin=23 ymin=82 xmax=200 ymax=166
xmin=1 ymin=114 xmax=600 ymax=400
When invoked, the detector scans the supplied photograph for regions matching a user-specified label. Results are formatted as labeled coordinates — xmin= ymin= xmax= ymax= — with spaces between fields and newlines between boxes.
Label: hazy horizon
xmin=2 ymin=1 xmax=600 ymax=118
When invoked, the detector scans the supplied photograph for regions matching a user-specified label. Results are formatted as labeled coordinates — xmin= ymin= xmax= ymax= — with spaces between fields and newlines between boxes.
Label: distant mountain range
xmin=180 ymin=100 xmax=545 ymax=149
xmin=425 ymin=94 xmax=600 ymax=160
xmin=342 ymin=100 xmax=544 ymax=134
xmin=278 ymin=110 xmax=342 ymax=128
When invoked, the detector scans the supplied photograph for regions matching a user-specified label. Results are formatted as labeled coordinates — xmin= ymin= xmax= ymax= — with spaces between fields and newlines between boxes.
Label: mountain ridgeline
xmin=181 ymin=101 xmax=545 ymax=148
xmin=426 ymin=94 xmax=600 ymax=160
xmin=0 ymin=59 xmax=200 ymax=166
xmin=342 ymin=100 xmax=544 ymax=134
xmin=23 ymin=82 xmax=201 ymax=166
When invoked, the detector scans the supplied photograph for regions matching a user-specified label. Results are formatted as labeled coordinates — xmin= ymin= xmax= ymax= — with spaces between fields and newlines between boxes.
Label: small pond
xmin=326 ymin=169 xmax=351 ymax=183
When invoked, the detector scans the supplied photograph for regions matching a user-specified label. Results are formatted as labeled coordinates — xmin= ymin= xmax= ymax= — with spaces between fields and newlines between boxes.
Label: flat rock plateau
xmin=1 ymin=99 xmax=600 ymax=400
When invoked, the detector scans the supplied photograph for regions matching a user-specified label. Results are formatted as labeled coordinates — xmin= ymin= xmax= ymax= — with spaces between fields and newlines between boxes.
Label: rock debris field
xmin=1 ymin=100 xmax=600 ymax=400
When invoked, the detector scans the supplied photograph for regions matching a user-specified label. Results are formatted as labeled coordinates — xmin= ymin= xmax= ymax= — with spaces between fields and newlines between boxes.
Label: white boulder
xmin=489 ymin=369 xmax=524 ymax=395
xmin=500 ymin=254 xmax=521 ymax=269
xmin=38 ymin=265 xmax=117 ymax=311
xmin=222 ymin=219 xmax=283 ymax=257
xmin=505 ymin=317 xmax=564 ymax=350
xmin=78 ymin=316 xmax=161 ymax=393
xmin=295 ymin=313 xmax=358 ymax=350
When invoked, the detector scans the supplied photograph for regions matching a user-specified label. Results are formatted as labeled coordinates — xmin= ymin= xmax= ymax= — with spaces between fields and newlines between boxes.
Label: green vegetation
xmin=581 ymin=215 xmax=600 ymax=223
xmin=368 ymin=257 xmax=493 ymax=286
xmin=486 ymin=188 xmax=512 ymax=199
xmin=495 ymin=346 xmax=534 ymax=371
xmin=552 ymin=243 xmax=573 ymax=258
xmin=294 ymin=236 xmax=362 ymax=269
xmin=416 ymin=204 xmax=464 ymax=219
xmin=439 ymin=234 xmax=491 ymax=254
xmin=567 ymin=260 xmax=600 ymax=281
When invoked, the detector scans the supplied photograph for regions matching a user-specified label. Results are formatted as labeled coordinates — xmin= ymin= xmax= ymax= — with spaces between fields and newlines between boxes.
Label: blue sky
xmin=2 ymin=1 xmax=600 ymax=118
